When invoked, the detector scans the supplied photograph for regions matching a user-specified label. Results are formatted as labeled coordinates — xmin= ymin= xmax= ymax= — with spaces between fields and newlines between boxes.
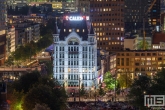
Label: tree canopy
xmin=103 ymin=71 xmax=116 ymax=90
xmin=7 ymin=71 xmax=67 ymax=110
xmin=137 ymin=40 xmax=150 ymax=50
xmin=127 ymin=75 xmax=151 ymax=109
xmin=117 ymin=73 xmax=132 ymax=89
xmin=128 ymin=68 xmax=165 ymax=109
xmin=79 ymin=83 xmax=86 ymax=97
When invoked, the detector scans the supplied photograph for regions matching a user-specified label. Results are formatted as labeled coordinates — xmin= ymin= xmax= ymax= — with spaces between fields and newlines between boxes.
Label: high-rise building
xmin=148 ymin=0 xmax=161 ymax=32
xmin=90 ymin=0 xmax=125 ymax=51
xmin=0 ymin=0 xmax=6 ymax=66
xmin=161 ymin=0 xmax=165 ymax=12
xmin=124 ymin=0 xmax=148 ymax=34
xmin=78 ymin=0 xmax=90 ymax=16
xmin=125 ymin=0 xmax=160 ymax=34
xmin=53 ymin=14 xmax=98 ymax=92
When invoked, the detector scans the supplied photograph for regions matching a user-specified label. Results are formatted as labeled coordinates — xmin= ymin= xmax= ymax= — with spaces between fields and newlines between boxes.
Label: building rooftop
xmin=152 ymin=32 xmax=165 ymax=44
xmin=57 ymin=13 xmax=91 ymax=41
xmin=117 ymin=49 xmax=165 ymax=52
xmin=124 ymin=36 xmax=136 ymax=39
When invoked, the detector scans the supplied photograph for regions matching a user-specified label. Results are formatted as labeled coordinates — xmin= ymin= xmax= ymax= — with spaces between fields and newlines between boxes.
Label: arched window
xmin=68 ymin=38 xmax=79 ymax=45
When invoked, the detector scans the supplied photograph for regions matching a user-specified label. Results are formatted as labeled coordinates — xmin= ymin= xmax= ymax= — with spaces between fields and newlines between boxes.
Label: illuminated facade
xmin=53 ymin=15 xmax=98 ymax=92
xmin=116 ymin=50 xmax=165 ymax=79
xmin=125 ymin=0 xmax=160 ymax=34
xmin=90 ymin=0 xmax=125 ymax=51
xmin=6 ymin=26 xmax=16 ymax=57
xmin=0 ymin=0 xmax=6 ymax=65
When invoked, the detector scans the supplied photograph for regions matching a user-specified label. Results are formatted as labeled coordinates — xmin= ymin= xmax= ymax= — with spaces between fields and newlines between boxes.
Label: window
xmin=77 ymin=29 xmax=79 ymax=32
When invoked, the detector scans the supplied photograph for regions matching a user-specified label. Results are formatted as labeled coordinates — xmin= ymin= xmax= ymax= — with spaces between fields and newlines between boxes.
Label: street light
xmin=79 ymin=78 xmax=81 ymax=107
xmin=92 ymin=78 xmax=97 ymax=107
xmin=114 ymin=70 xmax=117 ymax=102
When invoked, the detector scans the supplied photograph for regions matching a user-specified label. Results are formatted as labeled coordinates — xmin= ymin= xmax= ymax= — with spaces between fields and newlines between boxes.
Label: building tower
xmin=161 ymin=0 xmax=165 ymax=13
xmin=125 ymin=0 xmax=160 ymax=35
xmin=53 ymin=14 xmax=98 ymax=92
xmin=78 ymin=0 xmax=90 ymax=16
xmin=90 ymin=0 xmax=125 ymax=51
xmin=0 ymin=0 xmax=7 ymax=66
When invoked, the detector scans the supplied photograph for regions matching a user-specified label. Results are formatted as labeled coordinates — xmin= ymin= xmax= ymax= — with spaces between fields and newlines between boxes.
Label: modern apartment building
xmin=14 ymin=23 xmax=40 ymax=47
xmin=0 ymin=0 xmax=7 ymax=65
xmin=53 ymin=14 xmax=98 ymax=92
xmin=8 ymin=15 xmax=46 ymax=24
xmin=90 ymin=0 xmax=125 ymax=51
xmin=116 ymin=50 xmax=165 ymax=79
xmin=6 ymin=26 xmax=16 ymax=57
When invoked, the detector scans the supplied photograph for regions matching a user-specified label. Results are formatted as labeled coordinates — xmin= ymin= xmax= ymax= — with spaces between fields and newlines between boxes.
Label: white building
xmin=6 ymin=26 xmax=16 ymax=56
xmin=53 ymin=15 xmax=98 ymax=92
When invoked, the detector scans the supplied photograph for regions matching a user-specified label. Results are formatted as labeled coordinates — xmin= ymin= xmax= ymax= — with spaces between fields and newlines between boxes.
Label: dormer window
xmin=69 ymin=29 xmax=71 ymax=32
xmin=64 ymin=29 xmax=66 ymax=32
xmin=83 ymin=29 xmax=85 ymax=32
xmin=77 ymin=29 xmax=79 ymax=32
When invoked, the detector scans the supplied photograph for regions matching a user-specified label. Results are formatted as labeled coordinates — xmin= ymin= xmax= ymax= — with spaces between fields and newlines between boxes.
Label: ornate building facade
xmin=53 ymin=14 xmax=98 ymax=92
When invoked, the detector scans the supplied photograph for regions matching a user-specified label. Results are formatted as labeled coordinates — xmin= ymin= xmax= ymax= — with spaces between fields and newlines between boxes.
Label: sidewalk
xmin=116 ymin=95 xmax=126 ymax=101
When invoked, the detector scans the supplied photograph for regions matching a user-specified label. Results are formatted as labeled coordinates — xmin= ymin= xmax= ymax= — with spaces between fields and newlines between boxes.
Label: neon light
xmin=65 ymin=16 xmax=90 ymax=21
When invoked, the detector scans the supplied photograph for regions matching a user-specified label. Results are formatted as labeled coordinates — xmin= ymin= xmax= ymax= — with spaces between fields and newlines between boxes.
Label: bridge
xmin=0 ymin=67 xmax=41 ymax=81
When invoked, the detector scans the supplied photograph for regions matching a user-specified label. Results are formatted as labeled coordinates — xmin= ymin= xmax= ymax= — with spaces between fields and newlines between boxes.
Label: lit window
xmin=77 ymin=29 xmax=79 ymax=32
xmin=69 ymin=29 xmax=71 ymax=32
xmin=64 ymin=29 xmax=66 ymax=32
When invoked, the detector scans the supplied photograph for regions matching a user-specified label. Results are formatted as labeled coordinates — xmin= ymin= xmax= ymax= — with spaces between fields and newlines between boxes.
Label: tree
xmin=98 ymin=84 xmax=105 ymax=96
xmin=150 ymin=68 xmax=165 ymax=95
xmin=12 ymin=71 xmax=40 ymax=93
xmin=22 ymin=84 xmax=67 ymax=110
xmin=79 ymin=83 xmax=86 ymax=97
xmin=137 ymin=40 xmax=149 ymax=50
xmin=4 ymin=56 xmax=14 ymax=67
xmin=8 ymin=90 xmax=24 ymax=110
xmin=32 ymin=103 xmax=51 ymax=110
xmin=117 ymin=73 xmax=132 ymax=89
xmin=103 ymin=71 xmax=116 ymax=90
xmin=127 ymin=75 xmax=151 ymax=110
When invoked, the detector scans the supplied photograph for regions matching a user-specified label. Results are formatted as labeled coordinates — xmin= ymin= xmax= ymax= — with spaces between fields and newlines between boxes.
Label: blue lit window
xmin=153 ymin=10 xmax=156 ymax=12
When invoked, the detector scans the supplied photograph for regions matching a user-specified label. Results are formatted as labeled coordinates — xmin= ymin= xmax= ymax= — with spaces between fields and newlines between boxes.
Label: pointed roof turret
xmin=53 ymin=18 xmax=58 ymax=34
xmin=90 ymin=23 xmax=94 ymax=34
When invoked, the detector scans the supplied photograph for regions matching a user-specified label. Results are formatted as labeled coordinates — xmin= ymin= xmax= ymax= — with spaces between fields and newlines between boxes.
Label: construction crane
xmin=143 ymin=0 xmax=157 ymax=50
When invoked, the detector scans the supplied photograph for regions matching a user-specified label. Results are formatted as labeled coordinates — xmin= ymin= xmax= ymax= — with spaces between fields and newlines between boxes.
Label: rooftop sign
xmin=65 ymin=16 xmax=89 ymax=21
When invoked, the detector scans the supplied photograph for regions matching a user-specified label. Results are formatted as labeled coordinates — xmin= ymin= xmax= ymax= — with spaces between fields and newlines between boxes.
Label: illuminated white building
xmin=6 ymin=26 xmax=16 ymax=57
xmin=53 ymin=14 xmax=98 ymax=92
